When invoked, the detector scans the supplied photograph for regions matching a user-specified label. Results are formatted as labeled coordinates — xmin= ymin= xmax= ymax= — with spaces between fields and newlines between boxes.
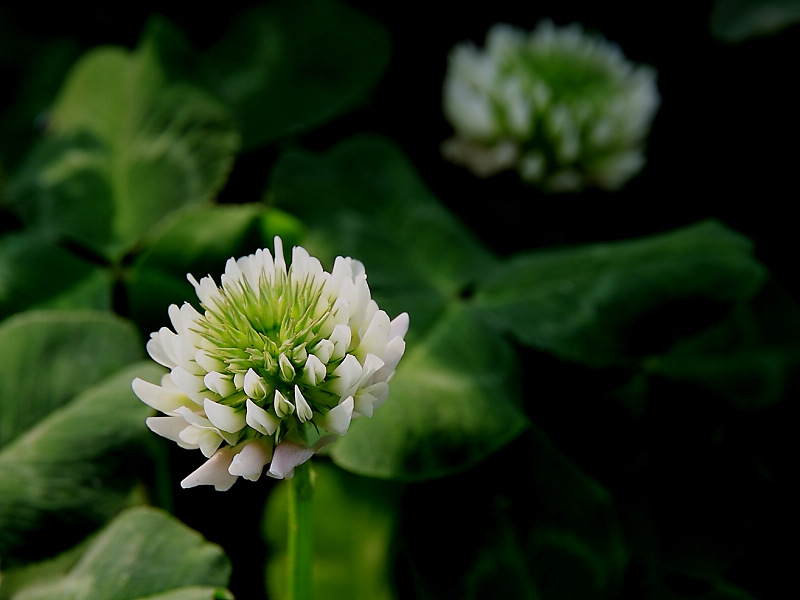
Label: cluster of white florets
xmin=132 ymin=237 xmax=408 ymax=490
xmin=442 ymin=21 xmax=660 ymax=191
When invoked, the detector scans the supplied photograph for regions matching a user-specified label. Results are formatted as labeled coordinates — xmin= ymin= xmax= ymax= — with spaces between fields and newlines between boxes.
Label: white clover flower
xmin=133 ymin=237 xmax=409 ymax=490
xmin=442 ymin=21 xmax=660 ymax=191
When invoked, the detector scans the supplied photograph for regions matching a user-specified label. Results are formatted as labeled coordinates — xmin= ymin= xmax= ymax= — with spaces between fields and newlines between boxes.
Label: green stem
xmin=287 ymin=461 xmax=314 ymax=600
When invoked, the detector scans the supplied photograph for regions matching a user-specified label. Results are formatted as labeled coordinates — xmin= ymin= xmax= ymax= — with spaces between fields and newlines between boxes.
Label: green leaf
xmin=473 ymin=220 xmax=767 ymax=367
xmin=398 ymin=426 xmax=628 ymax=600
xmin=270 ymin=135 xmax=527 ymax=479
xmin=204 ymin=0 xmax=390 ymax=149
xmin=331 ymin=303 xmax=528 ymax=480
xmin=0 ymin=233 xmax=112 ymax=321
xmin=125 ymin=203 xmax=304 ymax=335
xmin=269 ymin=133 xmax=497 ymax=339
xmin=6 ymin=21 xmax=239 ymax=262
xmin=646 ymin=281 xmax=800 ymax=410
xmin=711 ymin=0 xmax=800 ymax=41
xmin=0 ymin=361 xmax=162 ymax=559
xmin=5 ymin=507 xmax=232 ymax=600
xmin=0 ymin=310 xmax=143 ymax=448
xmin=263 ymin=461 xmax=401 ymax=600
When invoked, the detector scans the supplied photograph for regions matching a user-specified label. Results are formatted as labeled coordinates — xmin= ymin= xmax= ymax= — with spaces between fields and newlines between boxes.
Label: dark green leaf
xmin=0 ymin=233 xmax=112 ymax=321
xmin=269 ymin=133 xmax=497 ymax=339
xmin=711 ymin=0 xmax=800 ymax=41
xmin=204 ymin=0 xmax=390 ymax=149
xmin=645 ymin=280 xmax=800 ymax=410
xmin=398 ymin=427 xmax=628 ymax=600
xmin=473 ymin=220 xmax=767 ymax=367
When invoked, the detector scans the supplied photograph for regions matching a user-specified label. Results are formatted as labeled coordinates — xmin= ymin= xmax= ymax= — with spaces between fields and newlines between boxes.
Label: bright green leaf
xmin=0 ymin=233 xmax=112 ymax=321
xmin=204 ymin=0 xmax=390 ymax=149
xmin=6 ymin=20 xmax=239 ymax=262
xmin=0 ymin=361 xmax=162 ymax=559
xmin=0 ymin=310 xmax=143 ymax=448
xmin=5 ymin=507 xmax=231 ymax=600
xmin=263 ymin=461 xmax=401 ymax=600
xmin=473 ymin=220 xmax=767 ymax=367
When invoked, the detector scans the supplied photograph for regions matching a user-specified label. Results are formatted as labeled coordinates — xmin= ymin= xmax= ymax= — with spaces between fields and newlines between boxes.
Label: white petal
xmin=294 ymin=385 xmax=313 ymax=423
xmin=203 ymin=398 xmax=246 ymax=433
xmin=246 ymin=398 xmax=281 ymax=435
xmin=174 ymin=406 xmax=213 ymax=428
xmin=328 ymin=354 xmax=362 ymax=398
xmin=244 ymin=368 xmax=269 ymax=400
xmin=274 ymin=388 xmax=295 ymax=418
xmin=389 ymin=312 xmax=410 ymax=341
xmin=353 ymin=382 xmax=389 ymax=418
xmin=188 ymin=273 xmax=222 ymax=310
xmin=204 ymin=372 xmax=236 ymax=397
xmin=132 ymin=378 xmax=192 ymax=415
xmin=319 ymin=396 xmax=354 ymax=435
xmin=373 ymin=336 xmax=406 ymax=383
xmin=273 ymin=236 xmax=286 ymax=276
xmin=356 ymin=310 xmax=390 ymax=359
xmin=301 ymin=354 xmax=326 ymax=386
xmin=325 ymin=256 xmax=354 ymax=298
xmin=170 ymin=367 xmax=207 ymax=405
xmin=146 ymin=416 xmax=196 ymax=448
xmin=311 ymin=339 xmax=334 ymax=365
xmin=267 ymin=441 xmax=314 ymax=479
xmin=181 ymin=447 xmax=238 ymax=491
xmin=278 ymin=353 xmax=296 ymax=382
xmin=228 ymin=438 xmax=274 ymax=481
xmin=352 ymin=393 xmax=374 ymax=418
xmin=329 ymin=323 xmax=352 ymax=361
xmin=357 ymin=354 xmax=385 ymax=387
xmin=221 ymin=255 xmax=244 ymax=290
xmin=146 ymin=331 xmax=176 ymax=368
xmin=179 ymin=426 xmax=224 ymax=457
xmin=195 ymin=349 xmax=226 ymax=373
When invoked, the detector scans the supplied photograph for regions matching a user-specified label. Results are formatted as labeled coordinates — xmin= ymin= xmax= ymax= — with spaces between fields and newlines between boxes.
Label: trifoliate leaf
xmin=6 ymin=20 xmax=239 ymax=262
xmin=473 ymin=220 xmax=767 ymax=367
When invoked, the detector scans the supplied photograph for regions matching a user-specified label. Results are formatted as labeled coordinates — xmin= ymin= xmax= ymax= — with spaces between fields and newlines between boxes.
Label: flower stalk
xmin=287 ymin=461 xmax=314 ymax=600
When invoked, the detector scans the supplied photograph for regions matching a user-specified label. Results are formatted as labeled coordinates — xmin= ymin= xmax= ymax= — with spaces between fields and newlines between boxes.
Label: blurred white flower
xmin=442 ymin=21 xmax=660 ymax=191
xmin=133 ymin=237 xmax=408 ymax=490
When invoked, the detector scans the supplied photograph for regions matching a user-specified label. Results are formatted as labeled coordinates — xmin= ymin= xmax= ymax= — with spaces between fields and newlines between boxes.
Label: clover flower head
xmin=132 ymin=237 xmax=409 ymax=490
xmin=442 ymin=20 xmax=660 ymax=191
